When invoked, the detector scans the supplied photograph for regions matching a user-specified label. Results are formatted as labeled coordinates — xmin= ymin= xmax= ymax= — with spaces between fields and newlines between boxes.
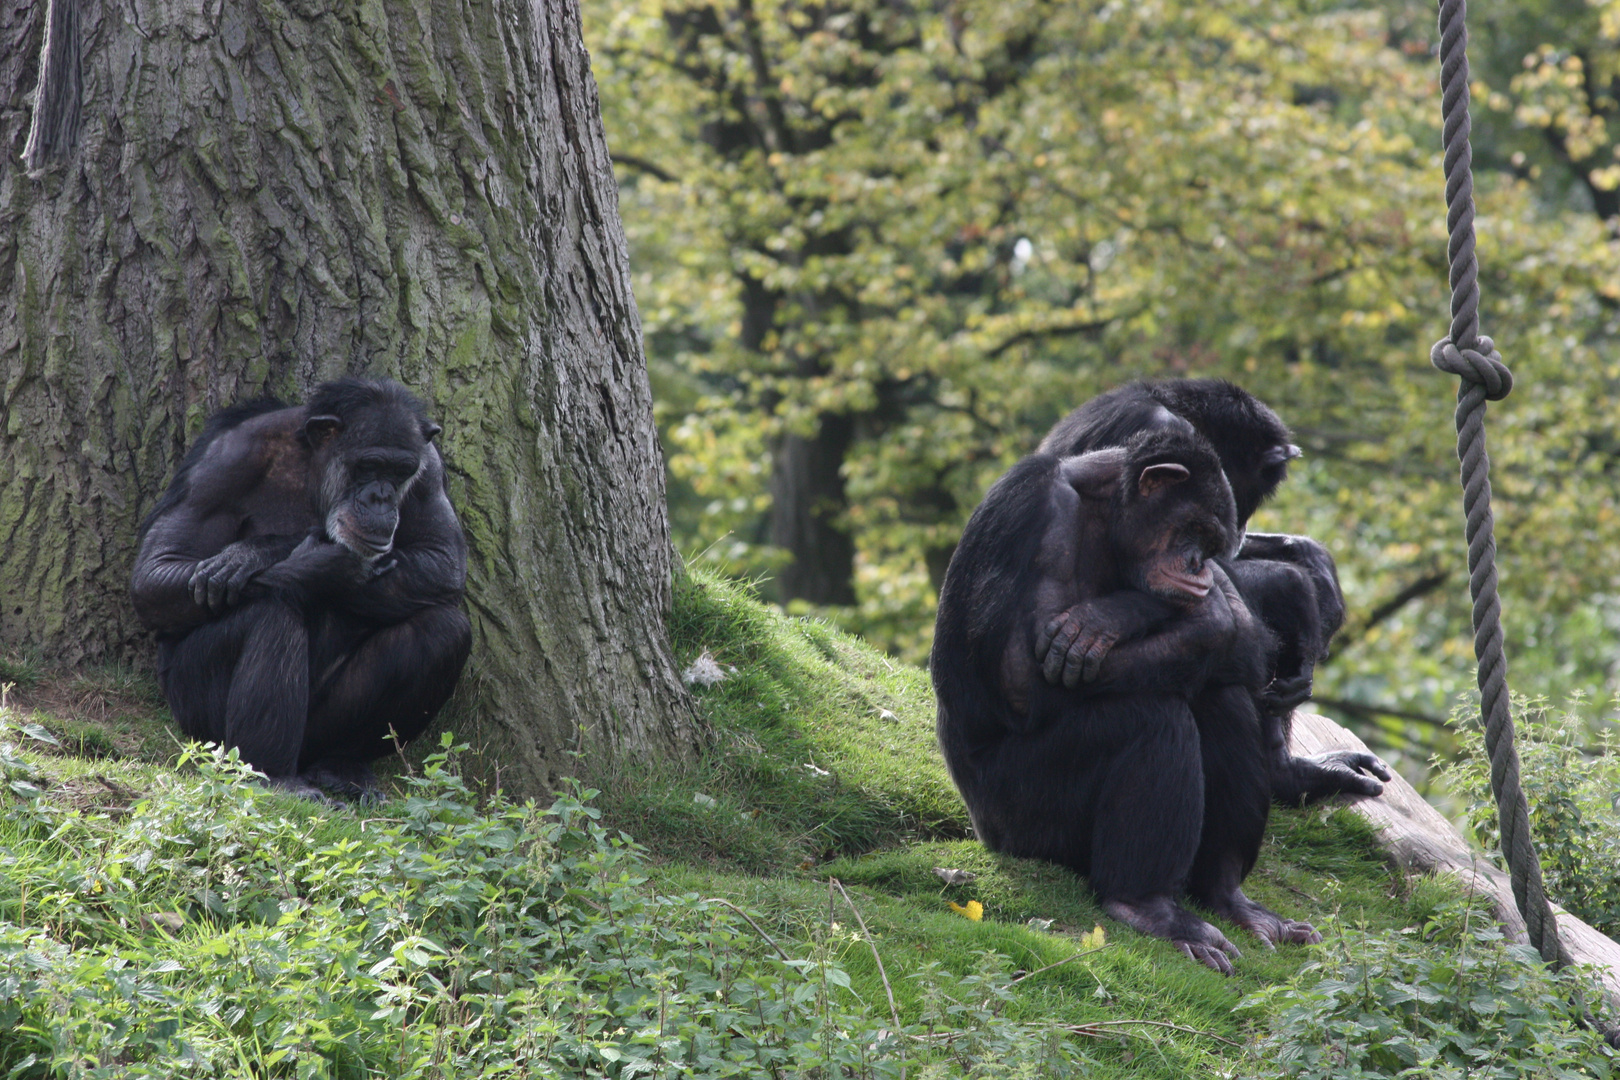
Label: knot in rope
xmin=1430 ymin=334 xmax=1512 ymax=400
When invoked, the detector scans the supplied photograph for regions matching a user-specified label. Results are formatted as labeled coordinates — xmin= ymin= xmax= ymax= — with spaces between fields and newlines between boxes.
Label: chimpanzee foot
xmin=1103 ymin=895 xmax=1242 ymax=975
xmin=302 ymin=759 xmax=382 ymax=804
xmin=268 ymin=774 xmax=340 ymax=805
xmin=1204 ymin=888 xmax=1320 ymax=948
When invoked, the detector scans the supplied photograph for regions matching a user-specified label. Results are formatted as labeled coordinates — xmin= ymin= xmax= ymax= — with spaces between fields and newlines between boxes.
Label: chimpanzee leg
xmin=971 ymin=695 xmax=1243 ymax=974
xmin=157 ymin=599 xmax=311 ymax=778
xmin=298 ymin=604 xmax=472 ymax=782
xmin=1185 ymin=685 xmax=1319 ymax=946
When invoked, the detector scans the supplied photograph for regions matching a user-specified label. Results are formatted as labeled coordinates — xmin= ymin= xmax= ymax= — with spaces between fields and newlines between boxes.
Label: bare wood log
xmin=1291 ymin=709 xmax=1620 ymax=1006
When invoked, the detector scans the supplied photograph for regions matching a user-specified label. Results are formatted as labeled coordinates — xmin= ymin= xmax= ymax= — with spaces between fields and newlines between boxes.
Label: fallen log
xmin=1291 ymin=709 xmax=1620 ymax=1007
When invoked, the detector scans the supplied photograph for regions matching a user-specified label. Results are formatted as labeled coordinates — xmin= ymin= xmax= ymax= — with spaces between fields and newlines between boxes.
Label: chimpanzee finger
xmin=1043 ymin=620 xmax=1080 ymax=684
xmin=207 ymin=572 xmax=228 ymax=611
xmin=1035 ymin=612 xmax=1070 ymax=659
xmin=1352 ymin=753 xmax=1394 ymax=781
xmin=1333 ymin=769 xmax=1385 ymax=797
xmin=1080 ymin=632 xmax=1117 ymax=682
xmin=1061 ymin=640 xmax=1088 ymax=688
xmin=226 ymin=567 xmax=253 ymax=608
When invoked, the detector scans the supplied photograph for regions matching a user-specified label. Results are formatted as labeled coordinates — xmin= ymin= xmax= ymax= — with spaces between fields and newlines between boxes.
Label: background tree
xmin=0 ymin=0 xmax=700 ymax=792
xmin=586 ymin=0 xmax=1620 ymax=760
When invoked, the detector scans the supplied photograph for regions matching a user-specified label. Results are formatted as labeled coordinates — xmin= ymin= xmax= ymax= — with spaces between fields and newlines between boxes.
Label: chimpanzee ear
xmin=304 ymin=414 xmax=343 ymax=447
xmin=1137 ymin=462 xmax=1191 ymax=495
xmin=421 ymin=422 xmax=443 ymax=442
xmin=1059 ymin=448 xmax=1127 ymax=500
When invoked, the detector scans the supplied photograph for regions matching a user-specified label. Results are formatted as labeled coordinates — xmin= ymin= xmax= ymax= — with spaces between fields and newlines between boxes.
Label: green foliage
xmin=1242 ymin=895 xmax=1616 ymax=1078
xmin=1434 ymin=695 xmax=1620 ymax=941
xmin=0 ymin=725 xmax=1197 ymax=1079
xmin=5 ymin=579 xmax=1616 ymax=1078
xmin=607 ymin=569 xmax=964 ymax=872
xmin=585 ymin=0 xmax=1620 ymax=753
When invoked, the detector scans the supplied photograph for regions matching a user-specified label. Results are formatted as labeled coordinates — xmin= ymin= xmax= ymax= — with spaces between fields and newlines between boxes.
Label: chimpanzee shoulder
xmin=138 ymin=398 xmax=288 ymax=540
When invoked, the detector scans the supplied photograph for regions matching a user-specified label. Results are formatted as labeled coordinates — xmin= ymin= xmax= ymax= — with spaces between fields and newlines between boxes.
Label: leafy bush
xmin=1241 ymin=896 xmax=1616 ymax=1079
xmin=1435 ymin=696 xmax=1620 ymax=940
xmin=0 ymin=733 xmax=1104 ymax=1078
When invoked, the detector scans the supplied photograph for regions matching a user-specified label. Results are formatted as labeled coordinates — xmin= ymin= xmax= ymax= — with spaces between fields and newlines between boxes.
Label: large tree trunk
xmin=0 ymin=0 xmax=700 ymax=790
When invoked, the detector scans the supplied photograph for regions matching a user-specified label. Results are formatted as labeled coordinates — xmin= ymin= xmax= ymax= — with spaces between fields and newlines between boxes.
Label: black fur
xmin=934 ymin=429 xmax=1310 ymax=969
xmin=131 ymin=379 xmax=471 ymax=800
xmin=138 ymin=399 xmax=286 ymax=539
xmin=1040 ymin=379 xmax=1389 ymax=804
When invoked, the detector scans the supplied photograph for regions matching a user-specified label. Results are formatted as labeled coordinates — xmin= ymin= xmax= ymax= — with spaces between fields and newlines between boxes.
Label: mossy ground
xmin=0 ymin=571 xmax=1449 ymax=1076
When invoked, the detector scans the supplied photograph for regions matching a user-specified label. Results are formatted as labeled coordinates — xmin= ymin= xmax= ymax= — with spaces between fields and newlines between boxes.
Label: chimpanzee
xmin=130 ymin=378 xmax=472 ymax=801
xmin=933 ymin=428 xmax=1318 ymax=972
xmin=1039 ymin=380 xmax=1391 ymax=804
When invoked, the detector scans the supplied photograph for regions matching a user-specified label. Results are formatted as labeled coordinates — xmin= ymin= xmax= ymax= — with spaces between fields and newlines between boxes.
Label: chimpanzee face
xmin=1111 ymin=441 xmax=1238 ymax=607
xmin=305 ymin=404 xmax=440 ymax=560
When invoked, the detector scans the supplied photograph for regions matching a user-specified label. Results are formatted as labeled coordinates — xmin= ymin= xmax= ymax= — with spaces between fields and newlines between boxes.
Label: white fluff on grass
xmin=681 ymin=650 xmax=732 ymax=688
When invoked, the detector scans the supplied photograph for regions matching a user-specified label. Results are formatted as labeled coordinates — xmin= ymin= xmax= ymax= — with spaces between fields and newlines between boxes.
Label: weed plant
xmin=1435 ymin=696 xmax=1620 ymax=940
xmin=1242 ymin=892 xmax=1616 ymax=1078
xmin=0 ymin=728 xmax=1104 ymax=1078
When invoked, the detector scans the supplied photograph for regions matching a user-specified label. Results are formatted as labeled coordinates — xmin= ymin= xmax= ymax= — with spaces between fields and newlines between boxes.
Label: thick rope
xmin=1428 ymin=0 xmax=1569 ymax=970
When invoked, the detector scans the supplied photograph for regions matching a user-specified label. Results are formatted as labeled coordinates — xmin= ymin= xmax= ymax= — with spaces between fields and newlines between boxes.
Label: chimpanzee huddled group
xmin=131 ymin=373 xmax=1377 ymax=969
xmin=131 ymin=378 xmax=471 ymax=802
xmin=933 ymin=379 xmax=1389 ymax=972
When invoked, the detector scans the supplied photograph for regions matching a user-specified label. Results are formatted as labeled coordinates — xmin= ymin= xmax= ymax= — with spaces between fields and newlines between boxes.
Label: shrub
xmin=1435 ymin=695 xmax=1620 ymax=940
xmin=0 ymin=733 xmax=1098 ymax=1078
xmin=1240 ymin=896 xmax=1616 ymax=1079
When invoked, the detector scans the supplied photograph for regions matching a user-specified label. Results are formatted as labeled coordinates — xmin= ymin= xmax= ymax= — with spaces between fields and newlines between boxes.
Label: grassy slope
xmin=0 ymin=572 xmax=1443 ymax=1077
xmin=592 ymin=572 xmax=1436 ymax=1077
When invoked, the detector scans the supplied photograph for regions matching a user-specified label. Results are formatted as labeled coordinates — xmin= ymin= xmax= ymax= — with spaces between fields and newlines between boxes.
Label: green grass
xmin=0 ymin=572 xmax=1609 ymax=1077
xmin=592 ymin=572 xmax=1462 ymax=1075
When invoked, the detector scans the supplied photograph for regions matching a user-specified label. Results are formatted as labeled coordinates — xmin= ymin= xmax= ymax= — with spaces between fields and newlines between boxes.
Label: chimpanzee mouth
xmin=1163 ymin=566 xmax=1214 ymax=599
xmin=351 ymin=538 xmax=395 ymax=561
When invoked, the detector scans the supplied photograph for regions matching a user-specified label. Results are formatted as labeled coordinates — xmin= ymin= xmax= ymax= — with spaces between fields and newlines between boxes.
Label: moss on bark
xmin=0 ymin=0 xmax=700 ymax=791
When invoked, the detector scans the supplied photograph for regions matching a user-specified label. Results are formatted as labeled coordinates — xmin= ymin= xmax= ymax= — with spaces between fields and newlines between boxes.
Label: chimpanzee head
xmin=300 ymin=378 xmax=441 ymax=560
xmin=1109 ymin=429 xmax=1239 ymax=606
xmin=1146 ymin=379 xmax=1300 ymax=525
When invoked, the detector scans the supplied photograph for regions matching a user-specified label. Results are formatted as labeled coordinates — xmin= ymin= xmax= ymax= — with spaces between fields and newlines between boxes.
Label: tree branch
xmin=611 ymin=154 xmax=679 ymax=183
xmin=986 ymin=313 xmax=1127 ymax=358
xmin=1311 ymin=695 xmax=1447 ymax=729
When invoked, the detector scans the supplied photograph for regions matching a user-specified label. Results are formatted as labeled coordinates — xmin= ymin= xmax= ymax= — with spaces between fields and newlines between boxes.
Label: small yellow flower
xmin=947 ymin=900 xmax=984 ymax=921
xmin=1079 ymin=924 xmax=1107 ymax=950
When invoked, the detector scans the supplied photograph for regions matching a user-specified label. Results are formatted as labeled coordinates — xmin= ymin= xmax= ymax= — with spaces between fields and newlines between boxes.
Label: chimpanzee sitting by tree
xmin=131 ymin=378 xmax=472 ymax=801
xmin=933 ymin=429 xmax=1318 ymax=972
xmin=1040 ymin=379 xmax=1391 ymax=804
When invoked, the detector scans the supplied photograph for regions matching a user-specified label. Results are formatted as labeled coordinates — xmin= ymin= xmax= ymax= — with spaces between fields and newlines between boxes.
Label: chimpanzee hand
xmin=1036 ymin=592 xmax=1180 ymax=688
xmin=1258 ymin=672 xmax=1314 ymax=717
xmin=1038 ymin=602 xmax=1121 ymax=687
xmin=189 ymin=540 xmax=285 ymax=612
xmin=272 ymin=533 xmax=375 ymax=593
xmin=1278 ymin=750 xmax=1393 ymax=803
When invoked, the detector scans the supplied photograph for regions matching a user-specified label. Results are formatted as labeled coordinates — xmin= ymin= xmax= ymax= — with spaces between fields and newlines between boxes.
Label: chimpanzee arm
xmin=1269 ymin=732 xmax=1392 ymax=803
xmin=1035 ymin=591 xmax=1181 ymax=687
xmin=1059 ymin=569 xmax=1244 ymax=697
xmin=1234 ymin=538 xmax=1389 ymax=801
xmin=188 ymin=535 xmax=307 ymax=612
xmin=131 ymin=424 xmax=277 ymax=633
xmin=1235 ymin=533 xmax=1344 ymax=644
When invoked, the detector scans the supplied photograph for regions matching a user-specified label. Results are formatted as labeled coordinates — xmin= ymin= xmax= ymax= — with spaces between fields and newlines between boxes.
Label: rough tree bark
xmin=0 ymin=0 xmax=701 ymax=790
